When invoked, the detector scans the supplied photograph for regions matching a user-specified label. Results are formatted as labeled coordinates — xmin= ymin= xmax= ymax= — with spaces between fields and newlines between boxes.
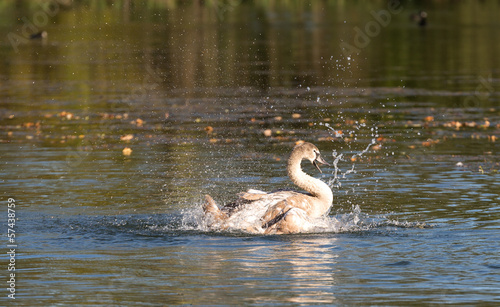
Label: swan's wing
xmin=239 ymin=189 xmax=309 ymax=203
xmin=223 ymin=190 xmax=306 ymax=218
xmin=220 ymin=190 xmax=268 ymax=214
xmin=246 ymin=189 xmax=267 ymax=194
xmin=238 ymin=189 xmax=268 ymax=201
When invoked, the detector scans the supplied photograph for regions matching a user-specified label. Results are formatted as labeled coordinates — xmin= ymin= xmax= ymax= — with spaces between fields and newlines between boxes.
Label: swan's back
xmin=223 ymin=189 xmax=301 ymax=214
xmin=218 ymin=189 xmax=306 ymax=231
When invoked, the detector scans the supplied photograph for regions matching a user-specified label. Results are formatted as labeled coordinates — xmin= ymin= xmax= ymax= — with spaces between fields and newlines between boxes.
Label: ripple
xmin=384 ymin=260 xmax=412 ymax=266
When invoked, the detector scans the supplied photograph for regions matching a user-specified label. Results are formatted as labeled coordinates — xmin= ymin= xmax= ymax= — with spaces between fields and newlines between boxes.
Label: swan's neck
xmin=287 ymin=154 xmax=333 ymax=206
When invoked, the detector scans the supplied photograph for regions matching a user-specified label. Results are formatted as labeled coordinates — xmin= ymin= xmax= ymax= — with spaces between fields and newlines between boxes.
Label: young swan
xmin=203 ymin=142 xmax=333 ymax=234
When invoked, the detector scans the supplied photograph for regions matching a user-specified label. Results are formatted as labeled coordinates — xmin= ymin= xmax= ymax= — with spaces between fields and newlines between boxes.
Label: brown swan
xmin=203 ymin=142 xmax=334 ymax=234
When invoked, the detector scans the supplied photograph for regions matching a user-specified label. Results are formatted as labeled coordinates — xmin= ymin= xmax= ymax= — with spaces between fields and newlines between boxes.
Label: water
xmin=1 ymin=1 xmax=500 ymax=305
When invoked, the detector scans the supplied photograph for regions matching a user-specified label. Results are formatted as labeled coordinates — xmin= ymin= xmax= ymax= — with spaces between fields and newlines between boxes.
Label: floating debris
xmin=58 ymin=111 xmax=73 ymax=120
xmin=422 ymin=139 xmax=439 ymax=147
xmin=122 ymin=147 xmax=132 ymax=156
xmin=318 ymin=136 xmax=335 ymax=141
xmin=204 ymin=126 xmax=214 ymax=134
xmin=372 ymin=144 xmax=382 ymax=151
xmin=131 ymin=118 xmax=144 ymax=127
xmin=120 ymin=134 xmax=134 ymax=141
xmin=443 ymin=121 xmax=463 ymax=130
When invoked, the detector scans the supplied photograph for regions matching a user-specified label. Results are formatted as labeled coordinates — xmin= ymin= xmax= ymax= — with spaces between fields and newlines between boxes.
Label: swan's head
xmin=294 ymin=142 xmax=330 ymax=173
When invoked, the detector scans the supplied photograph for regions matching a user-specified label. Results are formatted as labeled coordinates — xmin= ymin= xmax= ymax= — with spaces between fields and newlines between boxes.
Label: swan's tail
xmin=203 ymin=194 xmax=228 ymax=228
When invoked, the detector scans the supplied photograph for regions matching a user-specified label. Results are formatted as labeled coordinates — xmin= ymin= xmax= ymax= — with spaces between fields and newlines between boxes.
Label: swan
xmin=203 ymin=142 xmax=334 ymax=234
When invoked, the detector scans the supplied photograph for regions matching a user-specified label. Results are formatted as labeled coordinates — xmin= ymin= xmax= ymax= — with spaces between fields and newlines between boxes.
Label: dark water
xmin=1 ymin=1 xmax=500 ymax=305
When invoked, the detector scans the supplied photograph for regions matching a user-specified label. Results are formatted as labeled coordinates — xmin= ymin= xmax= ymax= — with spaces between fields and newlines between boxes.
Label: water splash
xmin=173 ymin=201 xmax=431 ymax=235
xmin=329 ymin=150 xmax=344 ymax=188
xmin=22 ymin=205 xmax=429 ymax=244
xmin=352 ymin=138 xmax=377 ymax=160
xmin=327 ymin=137 xmax=377 ymax=189
xmin=172 ymin=119 xmax=416 ymax=235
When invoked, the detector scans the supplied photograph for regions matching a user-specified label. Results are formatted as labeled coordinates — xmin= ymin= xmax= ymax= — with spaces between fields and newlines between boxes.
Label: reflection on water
xmin=17 ymin=212 xmax=500 ymax=305
xmin=1 ymin=0 xmax=499 ymax=305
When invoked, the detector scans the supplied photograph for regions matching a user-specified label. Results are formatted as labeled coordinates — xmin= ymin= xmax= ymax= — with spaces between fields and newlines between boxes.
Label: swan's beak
xmin=313 ymin=153 xmax=330 ymax=173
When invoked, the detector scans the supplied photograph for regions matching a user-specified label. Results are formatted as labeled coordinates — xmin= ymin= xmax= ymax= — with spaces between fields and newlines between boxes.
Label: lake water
xmin=1 ymin=1 xmax=499 ymax=305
